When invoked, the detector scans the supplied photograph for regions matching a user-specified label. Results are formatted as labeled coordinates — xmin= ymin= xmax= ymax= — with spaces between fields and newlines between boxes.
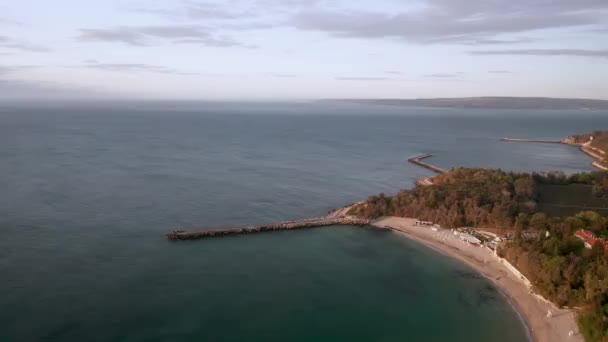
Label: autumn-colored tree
xmin=349 ymin=168 xmax=608 ymax=340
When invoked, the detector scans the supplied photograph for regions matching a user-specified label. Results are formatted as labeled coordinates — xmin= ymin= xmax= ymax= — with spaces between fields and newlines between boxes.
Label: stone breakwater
xmin=166 ymin=216 xmax=372 ymax=241
xmin=407 ymin=154 xmax=448 ymax=187
xmin=500 ymin=137 xmax=563 ymax=144
xmin=407 ymin=154 xmax=448 ymax=174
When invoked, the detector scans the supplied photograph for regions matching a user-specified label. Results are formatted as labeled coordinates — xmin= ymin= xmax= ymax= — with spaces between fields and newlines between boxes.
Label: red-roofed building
xmin=574 ymin=229 xmax=608 ymax=253
xmin=575 ymin=229 xmax=595 ymax=240
xmin=575 ymin=229 xmax=596 ymax=249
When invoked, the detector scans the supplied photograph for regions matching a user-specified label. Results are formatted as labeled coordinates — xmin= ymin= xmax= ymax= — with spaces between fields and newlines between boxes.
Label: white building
xmin=459 ymin=233 xmax=481 ymax=246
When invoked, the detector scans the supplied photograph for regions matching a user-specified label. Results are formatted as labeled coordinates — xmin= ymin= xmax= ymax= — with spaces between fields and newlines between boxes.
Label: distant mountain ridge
xmin=338 ymin=97 xmax=608 ymax=110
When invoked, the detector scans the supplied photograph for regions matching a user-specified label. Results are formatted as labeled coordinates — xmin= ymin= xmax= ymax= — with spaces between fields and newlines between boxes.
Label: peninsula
xmin=347 ymin=166 xmax=608 ymax=342
xmin=169 ymin=133 xmax=608 ymax=342
xmin=501 ymin=131 xmax=608 ymax=170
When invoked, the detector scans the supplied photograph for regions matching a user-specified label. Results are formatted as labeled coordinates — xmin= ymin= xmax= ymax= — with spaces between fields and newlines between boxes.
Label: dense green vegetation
xmin=594 ymin=177 xmax=608 ymax=199
xmin=350 ymin=168 xmax=608 ymax=341
xmin=501 ymin=222 xmax=608 ymax=342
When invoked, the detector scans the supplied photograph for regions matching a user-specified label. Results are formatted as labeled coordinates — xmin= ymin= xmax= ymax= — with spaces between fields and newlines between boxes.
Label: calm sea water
xmin=1 ymin=101 xmax=607 ymax=342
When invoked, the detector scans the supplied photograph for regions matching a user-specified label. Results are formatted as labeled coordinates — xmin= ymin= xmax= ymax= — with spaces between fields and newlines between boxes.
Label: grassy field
xmin=537 ymin=183 xmax=608 ymax=217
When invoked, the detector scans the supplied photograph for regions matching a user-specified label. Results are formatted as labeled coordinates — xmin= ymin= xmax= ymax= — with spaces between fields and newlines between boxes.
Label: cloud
xmin=270 ymin=73 xmax=297 ymax=78
xmin=77 ymin=25 xmax=249 ymax=47
xmin=174 ymin=36 xmax=256 ymax=48
xmin=289 ymin=0 xmax=607 ymax=45
xmin=137 ymin=0 xmax=318 ymax=20
xmin=78 ymin=25 xmax=212 ymax=46
xmin=488 ymin=70 xmax=512 ymax=74
xmin=385 ymin=71 xmax=402 ymax=75
xmin=463 ymin=37 xmax=537 ymax=45
xmin=335 ymin=76 xmax=391 ymax=81
xmin=0 ymin=64 xmax=111 ymax=99
xmin=424 ymin=73 xmax=461 ymax=78
xmin=470 ymin=49 xmax=608 ymax=58
xmin=0 ymin=65 xmax=40 ymax=75
xmin=132 ymin=1 xmax=317 ymax=31
xmin=82 ymin=61 xmax=199 ymax=75
xmin=136 ymin=1 xmax=248 ymax=20
xmin=0 ymin=79 xmax=110 ymax=99
xmin=78 ymin=28 xmax=146 ymax=46
xmin=0 ymin=17 xmax=21 ymax=26
xmin=0 ymin=35 xmax=49 ymax=52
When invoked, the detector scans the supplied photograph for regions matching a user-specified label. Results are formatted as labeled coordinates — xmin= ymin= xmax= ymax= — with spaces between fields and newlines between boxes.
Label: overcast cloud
xmin=290 ymin=0 xmax=607 ymax=45
xmin=77 ymin=25 xmax=251 ymax=47
xmin=82 ymin=61 xmax=200 ymax=75
xmin=0 ymin=35 xmax=49 ymax=52
xmin=1 ymin=0 xmax=607 ymax=99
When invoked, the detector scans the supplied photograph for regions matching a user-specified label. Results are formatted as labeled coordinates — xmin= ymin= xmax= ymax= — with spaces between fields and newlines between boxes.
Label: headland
xmin=501 ymin=131 xmax=608 ymax=171
xmin=168 ymin=131 xmax=608 ymax=342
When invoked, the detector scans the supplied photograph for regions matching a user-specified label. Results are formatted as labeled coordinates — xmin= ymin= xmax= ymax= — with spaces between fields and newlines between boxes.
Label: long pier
xmin=166 ymin=216 xmax=371 ymax=241
xmin=500 ymin=138 xmax=563 ymax=144
xmin=407 ymin=154 xmax=448 ymax=174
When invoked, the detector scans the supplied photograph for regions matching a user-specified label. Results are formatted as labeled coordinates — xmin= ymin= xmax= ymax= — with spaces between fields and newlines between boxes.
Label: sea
xmin=1 ymin=101 xmax=607 ymax=342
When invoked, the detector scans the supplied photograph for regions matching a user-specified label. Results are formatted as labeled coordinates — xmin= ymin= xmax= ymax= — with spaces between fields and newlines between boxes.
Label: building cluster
xmin=415 ymin=220 xmax=439 ymax=228
xmin=458 ymin=232 xmax=482 ymax=246
xmin=414 ymin=220 xmax=505 ymax=249
xmin=574 ymin=229 xmax=608 ymax=252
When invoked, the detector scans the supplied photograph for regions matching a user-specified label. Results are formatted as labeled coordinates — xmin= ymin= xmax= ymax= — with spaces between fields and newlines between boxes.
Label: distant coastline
xmin=500 ymin=132 xmax=608 ymax=170
xmin=331 ymin=96 xmax=608 ymax=111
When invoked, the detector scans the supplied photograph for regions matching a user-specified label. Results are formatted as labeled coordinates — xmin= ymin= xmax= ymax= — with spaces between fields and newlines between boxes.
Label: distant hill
xmin=339 ymin=97 xmax=608 ymax=110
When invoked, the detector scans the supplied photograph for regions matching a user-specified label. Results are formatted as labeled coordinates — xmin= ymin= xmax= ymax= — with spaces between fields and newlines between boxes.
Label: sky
xmin=1 ymin=0 xmax=607 ymax=100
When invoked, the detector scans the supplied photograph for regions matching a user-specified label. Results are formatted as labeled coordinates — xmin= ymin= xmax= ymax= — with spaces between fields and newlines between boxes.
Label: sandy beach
xmin=372 ymin=216 xmax=583 ymax=342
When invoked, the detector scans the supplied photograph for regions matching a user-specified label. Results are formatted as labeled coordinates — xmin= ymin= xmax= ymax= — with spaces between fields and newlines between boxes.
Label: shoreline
xmin=372 ymin=216 xmax=582 ymax=342
xmin=562 ymin=137 xmax=608 ymax=171
xmin=500 ymin=135 xmax=608 ymax=171
xmin=579 ymin=144 xmax=608 ymax=171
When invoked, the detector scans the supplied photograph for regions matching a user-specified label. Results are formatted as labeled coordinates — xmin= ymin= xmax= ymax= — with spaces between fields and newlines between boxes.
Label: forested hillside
xmin=350 ymin=168 xmax=608 ymax=341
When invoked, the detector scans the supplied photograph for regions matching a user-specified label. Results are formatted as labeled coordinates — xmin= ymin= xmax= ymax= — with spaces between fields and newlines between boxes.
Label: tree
xmin=529 ymin=213 xmax=548 ymax=231
xmin=352 ymin=167 xmax=608 ymax=341
xmin=514 ymin=177 xmax=536 ymax=198
xmin=576 ymin=211 xmax=606 ymax=232
xmin=592 ymin=176 xmax=608 ymax=198
xmin=590 ymin=241 xmax=605 ymax=259
xmin=514 ymin=213 xmax=529 ymax=231
xmin=564 ymin=216 xmax=586 ymax=233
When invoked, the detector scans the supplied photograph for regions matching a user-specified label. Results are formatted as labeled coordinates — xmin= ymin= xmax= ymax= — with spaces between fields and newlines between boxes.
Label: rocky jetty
xmin=166 ymin=216 xmax=371 ymax=241
xmin=408 ymin=154 xmax=447 ymax=186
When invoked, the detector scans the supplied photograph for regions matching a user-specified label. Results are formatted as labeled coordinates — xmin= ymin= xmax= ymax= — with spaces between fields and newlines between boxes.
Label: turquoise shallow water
xmin=5 ymin=227 xmax=531 ymax=341
xmin=1 ymin=101 xmax=607 ymax=341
